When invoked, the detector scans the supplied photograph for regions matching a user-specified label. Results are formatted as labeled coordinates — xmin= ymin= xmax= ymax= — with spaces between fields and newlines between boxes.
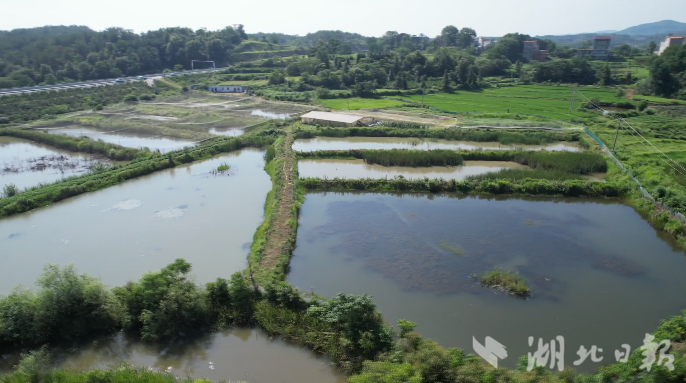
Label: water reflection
xmin=288 ymin=192 xmax=686 ymax=371
xmin=0 ymin=136 xmax=108 ymax=190
xmin=0 ymin=329 xmax=345 ymax=383
xmin=0 ymin=149 xmax=271 ymax=292
xmin=208 ymin=128 xmax=245 ymax=136
xmin=250 ymin=109 xmax=291 ymax=120
xmin=46 ymin=127 xmax=195 ymax=152
xmin=293 ymin=137 xmax=581 ymax=152
xmin=298 ymin=159 xmax=529 ymax=180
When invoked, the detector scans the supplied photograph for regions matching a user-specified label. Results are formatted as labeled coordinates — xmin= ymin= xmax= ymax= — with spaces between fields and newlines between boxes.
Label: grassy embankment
xmin=0 ymin=128 xmax=142 ymax=161
xmin=0 ymin=134 xmax=276 ymax=218
xmin=480 ymin=269 xmax=532 ymax=298
xmin=246 ymin=129 xmax=303 ymax=285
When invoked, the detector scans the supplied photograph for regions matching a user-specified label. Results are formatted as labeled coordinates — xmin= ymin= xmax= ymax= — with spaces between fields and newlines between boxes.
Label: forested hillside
xmin=0 ymin=24 xmax=250 ymax=88
xmin=249 ymin=30 xmax=369 ymax=52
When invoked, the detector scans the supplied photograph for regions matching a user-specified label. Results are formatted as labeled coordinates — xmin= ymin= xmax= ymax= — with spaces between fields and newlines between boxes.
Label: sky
xmin=2 ymin=0 xmax=686 ymax=37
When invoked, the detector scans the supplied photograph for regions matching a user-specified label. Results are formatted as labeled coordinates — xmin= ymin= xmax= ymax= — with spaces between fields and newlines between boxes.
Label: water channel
xmin=293 ymin=137 xmax=581 ymax=152
xmin=288 ymin=192 xmax=686 ymax=371
xmin=0 ymin=149 xmax=270 ymax=292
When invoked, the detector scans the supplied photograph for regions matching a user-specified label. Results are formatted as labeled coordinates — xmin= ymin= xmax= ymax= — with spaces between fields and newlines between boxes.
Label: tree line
xmin=0 ymin=24 xmax=249 ymax=89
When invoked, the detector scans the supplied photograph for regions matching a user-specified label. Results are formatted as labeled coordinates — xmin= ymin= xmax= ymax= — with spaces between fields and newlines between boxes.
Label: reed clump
xmin=361 ymin=149 xmax=463 ymax=167
xmin=480 ymin=268 xmax=532 ymax=297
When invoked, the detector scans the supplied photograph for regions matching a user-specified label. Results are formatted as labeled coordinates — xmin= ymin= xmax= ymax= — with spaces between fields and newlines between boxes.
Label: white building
xmin=208 ymin=85 xmax=247 ymax=93
xmin=658 ymin=35 xmax=685 ymax=55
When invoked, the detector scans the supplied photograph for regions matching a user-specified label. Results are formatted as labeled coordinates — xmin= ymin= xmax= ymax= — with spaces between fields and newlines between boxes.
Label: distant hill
xmin=615 ymin=20 xmax=686 ymax=36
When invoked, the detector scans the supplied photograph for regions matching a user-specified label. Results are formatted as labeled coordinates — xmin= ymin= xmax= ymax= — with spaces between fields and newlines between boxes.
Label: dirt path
xmin=258 ymin=131 xmax=296 ymax=278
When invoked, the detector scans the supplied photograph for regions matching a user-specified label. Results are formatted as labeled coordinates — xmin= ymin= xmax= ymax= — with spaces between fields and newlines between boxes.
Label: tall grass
xmin=466 ymin=169 xmax=585 ymax=181
xmin=362 ymin=149 xmax=463 ymax=167
xmin=480 ymin=269 xmax=532 ymax=297
xmin=293 ymin=126 xmax=579 ymax=145
xmin=300 ymin=177 xmax=629 ymax=197
xmin=298 ymin=150 xmax=607 ymax=174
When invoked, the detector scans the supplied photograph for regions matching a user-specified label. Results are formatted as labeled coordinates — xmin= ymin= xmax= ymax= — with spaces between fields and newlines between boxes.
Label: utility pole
xmin=612 ymin=120 xmax=621 ymax=151
xmin=569 ymin=86 xmax=577 ymax=114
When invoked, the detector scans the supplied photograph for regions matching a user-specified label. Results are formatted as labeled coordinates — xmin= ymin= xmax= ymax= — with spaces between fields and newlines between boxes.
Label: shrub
xmin=123 ymin=94 xmax=139 ymax=102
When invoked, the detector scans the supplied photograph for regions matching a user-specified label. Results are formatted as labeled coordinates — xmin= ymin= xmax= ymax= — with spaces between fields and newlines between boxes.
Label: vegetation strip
xmin=300 ymin=177 xmax=628 ymax=197
xmin=0 ymin=128 xmax=141 ymax=161
xmin=297 ymin=149 xmax=608 ymax=174
xmin=293 ymin=125 xmax=582 ymax=146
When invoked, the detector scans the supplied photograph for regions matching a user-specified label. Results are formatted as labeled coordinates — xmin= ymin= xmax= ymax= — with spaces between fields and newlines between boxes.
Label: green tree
xmin=649 ymin=58 xmax=679 ymax=97
xmin=442 ymin=70 xmax=451 ymax=91
xmin=647 ymin=41 xmax=658 ymax=54
xmin=440 ymin=26 xmax=459 ymax=47
xmin=228 ymin=272 xmax=254 ymax=324
xmin=113 ymin=259 xmax=209 ymax=341
xmin=2 ymin=183 xmax=19 ymax=197
xmin=34 ymin=264 xmax=124 ymax=341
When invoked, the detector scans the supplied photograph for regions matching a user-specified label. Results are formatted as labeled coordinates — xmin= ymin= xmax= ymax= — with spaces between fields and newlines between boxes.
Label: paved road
xmin=0 ymin=67 xmax=226 ymax=97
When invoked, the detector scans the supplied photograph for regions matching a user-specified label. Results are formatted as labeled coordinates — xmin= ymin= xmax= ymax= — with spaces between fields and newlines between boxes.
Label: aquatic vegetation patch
xmin=480 ymin=268 xmax=532 ymax=297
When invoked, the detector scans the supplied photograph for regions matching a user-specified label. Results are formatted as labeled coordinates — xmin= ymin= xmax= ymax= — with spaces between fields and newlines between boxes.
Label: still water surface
xmin=46 ymin=127 xmax=196 ymax=152
xmin=293 ymin=137 xmax=581 ymax=152
xmin=0 ymin=136 xmax=107 ymax=191
xmin=0 ymin=329 xmax=345 ymax=383
xmin=0 ymin=149 xmax=270 ymax=292
xmin=288 ymin=193 xmax=686 ymax=370
xmin=298 ymin=159 xmax=528 ymax=180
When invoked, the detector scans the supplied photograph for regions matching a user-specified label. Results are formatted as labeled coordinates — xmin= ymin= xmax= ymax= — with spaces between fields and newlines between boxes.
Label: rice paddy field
xmin=401 ymin=86 xmax=629 ymax=120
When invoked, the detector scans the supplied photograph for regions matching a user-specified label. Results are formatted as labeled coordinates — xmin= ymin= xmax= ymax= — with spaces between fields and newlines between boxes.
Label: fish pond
xmin=0 ymin=328 xmax=345 ymax=383
xmin=0 ymin=136 xmax=109 ymax=191
xmin=292 ymin=137 xmax=581 ymax=152
xmin=0 ymin=149 xmax=271 ymax=292
xmin=45 ymin=127 xmax=196 ymax=152
xmin=298 ymin=159 xmax=529 ymax=180
xmin=288 ymin=193 xmax=686 ymax=371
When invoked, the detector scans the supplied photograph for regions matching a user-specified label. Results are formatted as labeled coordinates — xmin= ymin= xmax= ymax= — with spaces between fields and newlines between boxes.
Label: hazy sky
xmin=2 ymin=0 xmax=685 ymax=37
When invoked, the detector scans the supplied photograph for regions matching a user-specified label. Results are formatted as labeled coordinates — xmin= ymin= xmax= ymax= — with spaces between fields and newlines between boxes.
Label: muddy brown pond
xmin=288 ymin=192 xmax=686 ymax=371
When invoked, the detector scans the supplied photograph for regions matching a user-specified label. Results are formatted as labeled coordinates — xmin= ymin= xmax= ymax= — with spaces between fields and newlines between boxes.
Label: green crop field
xmin=319 ymin=97 xmax=407 ymax=110
xmin=401 ymin=85 xmax=629 ymax=121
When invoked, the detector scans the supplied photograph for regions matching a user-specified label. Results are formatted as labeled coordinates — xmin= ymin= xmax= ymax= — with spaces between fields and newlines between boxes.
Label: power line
xmin=575 ymin=90 xmax=686 ymax=179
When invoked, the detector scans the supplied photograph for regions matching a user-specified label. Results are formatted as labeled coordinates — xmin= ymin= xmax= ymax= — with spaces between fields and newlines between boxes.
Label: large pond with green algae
xmin=288 ymin=192 xmax=686 ymax=371
xmin=0 ymin=136 xmax=114 ymax=191
xmin=45 ymin=127 xmax=197 ymax=152
xmin=0 ymin=149 xmax=271 ymax=293
xmin=0 ymin=328 xmax=345 ymax=383
xmin=298 ymin=159 xmax=529 ymax=180
xmin=293 ymin=137 xmax=582 ymax=152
